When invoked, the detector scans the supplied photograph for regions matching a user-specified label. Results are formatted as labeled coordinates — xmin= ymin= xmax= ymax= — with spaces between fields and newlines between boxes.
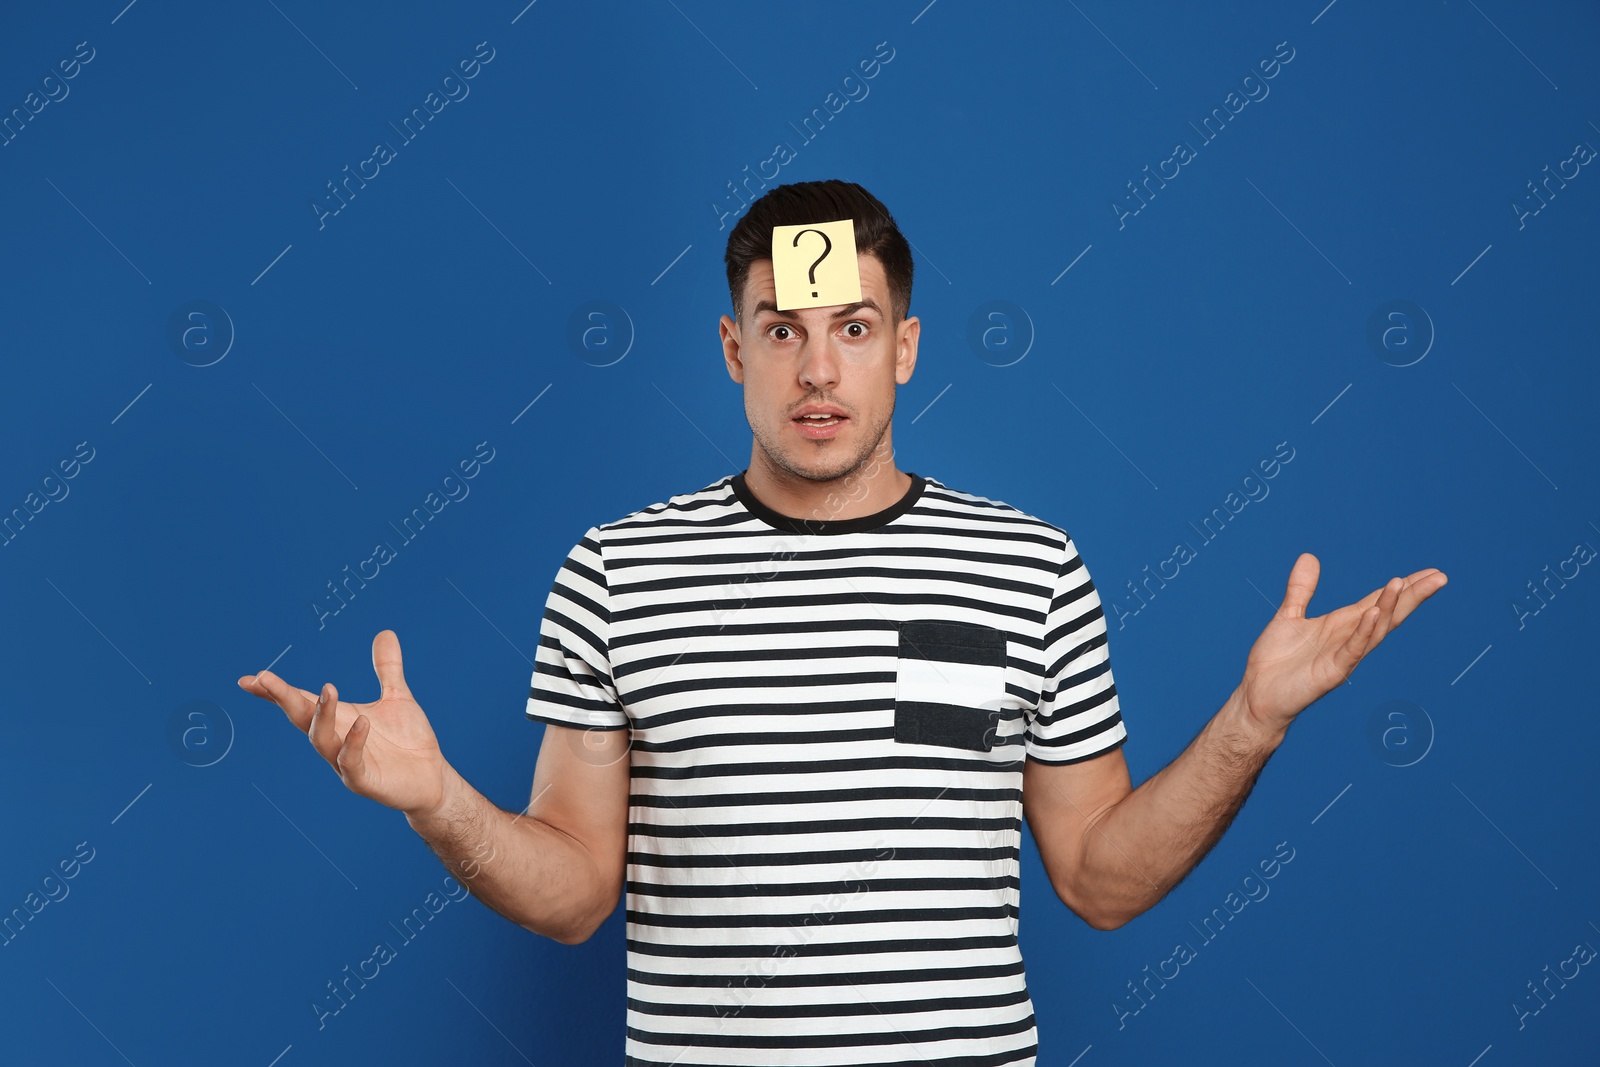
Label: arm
xmin=1024 ymin=685 xmax=1280 ymax=930
xmin=404 ymin=722 xmax=628 ymax=945
xmin=1025 ymin=552 xmax=1446 ymax=930
xmin=239 ymin=629 xmax=629 ymax=945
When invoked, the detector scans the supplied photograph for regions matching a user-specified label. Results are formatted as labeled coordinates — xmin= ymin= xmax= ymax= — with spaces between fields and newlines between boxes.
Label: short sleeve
xmin=525 ymin=526 xmax=628 ymax=731
xmin=1025 ymin=534 xmax=1127 ymax=763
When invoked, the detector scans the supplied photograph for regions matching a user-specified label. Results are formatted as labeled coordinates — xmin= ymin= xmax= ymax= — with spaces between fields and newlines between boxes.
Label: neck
xmin=742 ymin=437 xmax=909 ymax=523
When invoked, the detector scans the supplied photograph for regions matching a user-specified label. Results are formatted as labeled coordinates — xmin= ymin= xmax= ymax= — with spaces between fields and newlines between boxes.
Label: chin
xmin=798 ymin=462 xmax=858 ymax=483
xmin=779 ymin=447 xmax=872 ymax=484
xmin=754 ymin=415 xmax=889 ymax=485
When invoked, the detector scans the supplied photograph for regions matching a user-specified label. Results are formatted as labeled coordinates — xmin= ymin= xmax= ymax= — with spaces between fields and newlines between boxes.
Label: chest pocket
xmin=893 ymin=619 xmax=1009 ymax=752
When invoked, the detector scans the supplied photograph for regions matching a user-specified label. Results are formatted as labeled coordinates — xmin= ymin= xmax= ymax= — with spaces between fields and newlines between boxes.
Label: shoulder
xmin=590 ymin=474 xmax=744 ymax=541
xmin=549 ymin=476 xmax=742 ymax=581
xmin=916 ymin=474 xmax=1075 ymax=561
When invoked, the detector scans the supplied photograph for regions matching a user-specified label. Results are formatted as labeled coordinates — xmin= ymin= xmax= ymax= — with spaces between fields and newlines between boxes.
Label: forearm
xmin=1077 ymin=685 xmax=1287 ymax=928
xmin=404 ymin=763 xmax=614 ymax=944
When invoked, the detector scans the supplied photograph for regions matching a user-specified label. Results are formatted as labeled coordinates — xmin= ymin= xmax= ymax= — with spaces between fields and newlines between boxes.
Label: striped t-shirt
xmin=525 ymin=470 xmax=1127 ymax=1066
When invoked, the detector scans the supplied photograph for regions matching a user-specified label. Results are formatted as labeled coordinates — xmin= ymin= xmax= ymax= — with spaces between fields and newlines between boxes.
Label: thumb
xmin=372 ymin=629 xmax=413 ymax=701
xmin=1279 ymin=553 xmax=1319 ymax=620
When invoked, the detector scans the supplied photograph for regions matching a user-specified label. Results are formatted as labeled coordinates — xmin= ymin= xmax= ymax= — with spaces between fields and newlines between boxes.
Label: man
xmin=239 ymin=179 xmax=1446 ymax=1065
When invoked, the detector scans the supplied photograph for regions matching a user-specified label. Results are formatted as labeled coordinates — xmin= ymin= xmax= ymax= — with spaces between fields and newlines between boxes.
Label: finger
xmin=307 ymin=682 xmax=345 ymax=767
xmin=237 ymin=675 xmax=268 ymax=697
xmin=1350 ymin=567 xmax=1446 ymax=616
xmin=237 ymin=670 xmax=324 ymax=712
xmin=1371 ymin=577 xmax=1404 ymax=650
xmin=1279 ymin=553 xmax=1320 ymax=620
xmin=1335 ymin=606 xmax=1366 ymax=663
xmin=1341 ymin=604 xmax=1382 ymax=667
xmin=1351 ymin=569 xmax=1446 ymax=632
xmin=1387 ymin=570 xmax=1448 ymax=630
xmin=337 ymin=714 xmax=372 ymax=791
xmin=242 ymin=669 xmax=319 ymax=733
xmin=372 ymin=630 xmax=413 ymax=702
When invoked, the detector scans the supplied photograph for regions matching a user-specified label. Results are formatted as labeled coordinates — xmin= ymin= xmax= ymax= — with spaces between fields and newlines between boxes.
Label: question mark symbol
xmin=794 ymin=228 xmax=832 ymax=298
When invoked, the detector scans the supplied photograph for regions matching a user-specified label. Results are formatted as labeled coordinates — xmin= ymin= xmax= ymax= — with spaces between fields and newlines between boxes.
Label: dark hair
xmin=724 ymin=179 xmax=914 ymax=324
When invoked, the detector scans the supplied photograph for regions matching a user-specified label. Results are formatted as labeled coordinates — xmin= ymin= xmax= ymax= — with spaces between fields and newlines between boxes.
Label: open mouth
xmin=793 ymin=411 xmax=847 ymax=438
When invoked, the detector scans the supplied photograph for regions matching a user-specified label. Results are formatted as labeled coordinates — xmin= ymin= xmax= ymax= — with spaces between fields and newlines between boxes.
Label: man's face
xmin=719 ymin=253 xmax=919 ymax=485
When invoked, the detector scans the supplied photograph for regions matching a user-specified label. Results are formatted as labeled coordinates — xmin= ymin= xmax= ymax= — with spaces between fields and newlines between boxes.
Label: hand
xmin=238 ymin=630 xmax=450 ymax=817
xmin=1238 ymin=553 xmax=1448 ymax=734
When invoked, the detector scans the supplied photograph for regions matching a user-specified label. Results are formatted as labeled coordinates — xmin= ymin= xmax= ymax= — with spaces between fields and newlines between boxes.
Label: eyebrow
xmin=751 ymin=298 xmax=884 ymax=321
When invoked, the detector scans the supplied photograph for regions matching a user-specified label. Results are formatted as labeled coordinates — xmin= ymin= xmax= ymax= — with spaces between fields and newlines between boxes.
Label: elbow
xmin=1083 ymin=908 xmax=1134 ymax=932
xmin=541 ymin=882 xmax=622 ymax=946
xmin=549 ymin=924 xmax=594 ymax=946
xmin=533 ymin=912 xmax=600 ymax=945
xmin=1051 ymin=881 xmax=1139 ymax=931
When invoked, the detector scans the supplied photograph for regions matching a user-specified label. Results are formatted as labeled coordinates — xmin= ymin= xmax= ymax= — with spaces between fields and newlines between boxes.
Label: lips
xmin=792 ymin=406 xmax=847 ymax=438
xmin=790 ymin=403 xmax=844 ymax=419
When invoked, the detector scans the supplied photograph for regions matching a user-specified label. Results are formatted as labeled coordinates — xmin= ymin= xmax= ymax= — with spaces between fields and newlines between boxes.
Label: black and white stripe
xmin=527 ymin=471 xmax=1126 ymax=1066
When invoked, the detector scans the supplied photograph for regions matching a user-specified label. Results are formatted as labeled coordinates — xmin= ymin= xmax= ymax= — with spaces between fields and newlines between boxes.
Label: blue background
xmin=2 ymin=1 xmax=1596 ymax=1064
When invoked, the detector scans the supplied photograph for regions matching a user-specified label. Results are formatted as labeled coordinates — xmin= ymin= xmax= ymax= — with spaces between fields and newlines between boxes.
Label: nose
xmin=797 ymin=335 xmax=841 ymax=390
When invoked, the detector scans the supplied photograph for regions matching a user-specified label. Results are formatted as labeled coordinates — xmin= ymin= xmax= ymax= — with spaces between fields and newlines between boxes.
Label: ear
xmin=894 ymin=315 xmax=920 ymax=385
xmin=719 ymin=314 xmax=745 ymax=384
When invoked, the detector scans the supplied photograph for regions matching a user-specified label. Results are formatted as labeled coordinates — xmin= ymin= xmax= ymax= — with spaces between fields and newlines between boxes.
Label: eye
xmin=843 ymin=321 xmax=867 ymax=338
xmin=768 ymin=324 xmax=794 ymax=341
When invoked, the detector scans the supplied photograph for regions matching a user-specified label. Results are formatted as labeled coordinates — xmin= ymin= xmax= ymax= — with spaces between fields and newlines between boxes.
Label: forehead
xmin=742 ymin=254 xmax=889 ymax=314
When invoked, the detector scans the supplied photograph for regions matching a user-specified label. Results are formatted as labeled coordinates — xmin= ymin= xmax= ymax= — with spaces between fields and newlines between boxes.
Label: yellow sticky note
xmin=772 ymin=220 xmax=860 ymax=310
